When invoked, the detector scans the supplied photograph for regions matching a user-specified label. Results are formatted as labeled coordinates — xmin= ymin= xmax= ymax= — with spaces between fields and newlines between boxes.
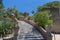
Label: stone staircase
xmin=17 ymin=21 xmax=45 ymax=40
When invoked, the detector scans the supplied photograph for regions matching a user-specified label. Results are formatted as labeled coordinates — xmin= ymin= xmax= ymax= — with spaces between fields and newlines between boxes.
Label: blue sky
xmin=3 ymin=0 xmax=60 ymax=16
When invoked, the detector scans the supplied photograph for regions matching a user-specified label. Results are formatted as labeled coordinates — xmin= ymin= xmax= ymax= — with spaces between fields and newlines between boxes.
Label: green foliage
xmin=32 ymin=10 xmax=34 ymax=14
xmin=0 ymin=21 xmax=13 ymax=36
xmin=36 ymin=1 xmax=58 ymax=27
xmin=2 ymin=10 xmax=8 ymax=17
xmin=47 ymin=20 xmax=53 ymax=25
xmin=0 ymin=0 xmax=4 ymax=11
xmin=7 ymin=7 xmax=23 ymax=18
xmin=38 ymin=1 xmax=60 ymax=11
xmin=34 ymin=11 xmax=53 ymax=28
xmin=28 ymin=16 xmax=34 ymax=20
xmin=44 ymin=1 xmax=60 ymax=8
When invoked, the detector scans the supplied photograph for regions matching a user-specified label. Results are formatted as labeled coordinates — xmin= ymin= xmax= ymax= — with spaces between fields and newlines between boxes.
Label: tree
xmin=44 ymin=1 xmax=60 ymax=8
xmin=34 ymin=11 xmax=53 ymax=28
xmin=32 ymin=10 xmax=34 ymax=14
xmin=0 ymin=0 xmax=4 ymax=15
xmin=36 ymin=1 xmax=59 ymax=28
xmin=0 ymin=0 xmax=4 ymax=11
xmin=7 ymin=7 xmax=23 ymax=18
xmin=2 ymin=9 xmax=8 ymax=18
xmin=37 ymin=1 xmax=60 ymax=11
xmin=0 ymin=0 xmax=4 ymax=20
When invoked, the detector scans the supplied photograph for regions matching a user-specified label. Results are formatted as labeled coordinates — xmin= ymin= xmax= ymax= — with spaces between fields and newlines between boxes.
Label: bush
xmin=0 ymin=21 xmax=13 ymax=36
xmin=34 ymin=11 xmax=53 ymax=28
xmin=47 ymin=20 xmax=53 ymax=25
xmin=28 ymin=16 xmax=34 ymax=20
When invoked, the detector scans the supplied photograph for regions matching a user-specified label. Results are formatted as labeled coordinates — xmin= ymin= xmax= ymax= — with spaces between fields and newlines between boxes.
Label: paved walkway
xmin=52 ymin=33 xmax=60 ymax=40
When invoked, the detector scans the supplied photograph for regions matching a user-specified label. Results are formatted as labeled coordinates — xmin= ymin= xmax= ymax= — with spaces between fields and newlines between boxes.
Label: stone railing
xmin=24 ymin=20 xmax=52 ymax=40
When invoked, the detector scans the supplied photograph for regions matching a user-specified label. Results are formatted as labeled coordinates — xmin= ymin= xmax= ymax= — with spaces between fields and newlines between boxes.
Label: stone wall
xmin=50 ymin=8 xmax=60 ymax=33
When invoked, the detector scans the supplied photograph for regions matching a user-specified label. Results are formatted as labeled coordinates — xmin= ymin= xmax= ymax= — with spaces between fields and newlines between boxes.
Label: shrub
xmin=34 ymin=11 xmax=53 ymax=28
xmin=0 ymin=21 xmax=13 ymax=36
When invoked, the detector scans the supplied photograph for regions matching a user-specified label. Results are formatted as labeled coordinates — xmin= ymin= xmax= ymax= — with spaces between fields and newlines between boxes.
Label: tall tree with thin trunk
xmin=0 ymin=0 xmax=4 ymax=11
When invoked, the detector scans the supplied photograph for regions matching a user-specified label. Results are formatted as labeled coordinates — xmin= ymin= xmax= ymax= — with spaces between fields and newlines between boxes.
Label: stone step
xmin=17 ymin=33 xmax=44 ymax=40
xmin=26 ymin=38 xmax=45 ymax=40
xmin=18 ymin=34 xmax=44 ymax=40
xmin=25 ymin=36 xmax=43 ymax=38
